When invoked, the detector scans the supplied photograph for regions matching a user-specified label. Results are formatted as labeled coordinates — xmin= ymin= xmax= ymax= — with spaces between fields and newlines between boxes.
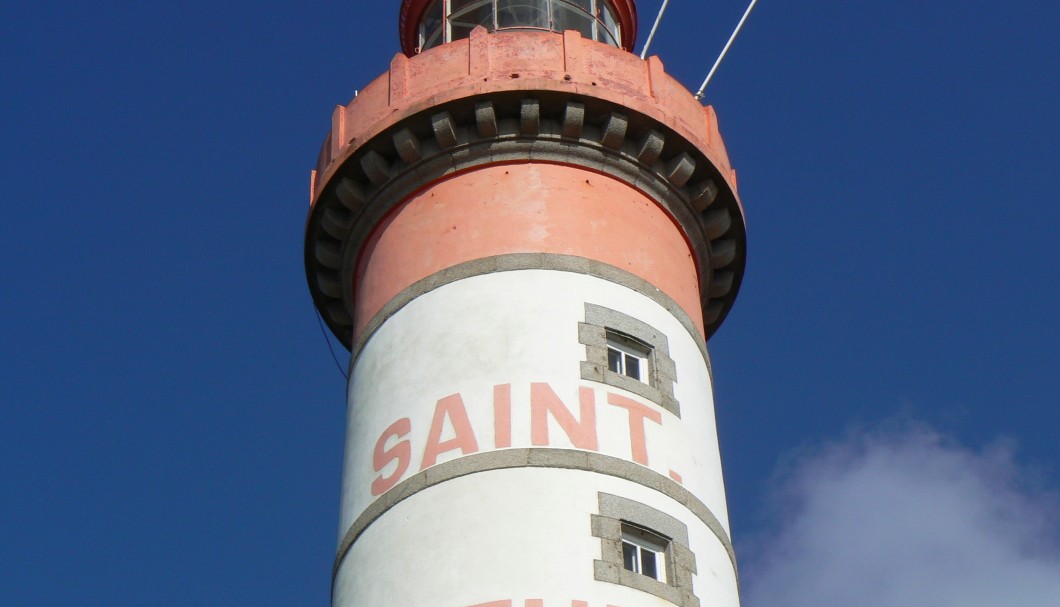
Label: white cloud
xmin=742 ymin=424 xmax=1060 ymax=607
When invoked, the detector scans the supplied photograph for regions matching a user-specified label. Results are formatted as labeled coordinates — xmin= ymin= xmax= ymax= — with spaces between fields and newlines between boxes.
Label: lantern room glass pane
xmin=449 ymin=0 xmax=495 ymax=41
xmin=552 ymin=2 xmax=595 ymax=41
xmin=496 ymin=0 xmax=550 ymax=29
xmin=597 ymin=1 xmax=620 ymax=46
xmin=420 ymin=0 xmax=445 ymax=50
xmin=450 ymin=2 xmax=494 ymax=25
xmin=423 ymin=25 xmax=445 ymax=50
xmin=418 ymin=0 xmax=624 ymax=52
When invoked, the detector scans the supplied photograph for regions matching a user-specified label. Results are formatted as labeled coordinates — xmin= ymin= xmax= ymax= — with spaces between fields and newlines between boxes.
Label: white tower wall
xmin=333 ymin=271 xmax=739 ymax=607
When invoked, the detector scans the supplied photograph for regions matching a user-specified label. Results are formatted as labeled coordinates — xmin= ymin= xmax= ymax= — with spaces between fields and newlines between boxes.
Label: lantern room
xmin=399 ymin=0 xmax=639 ymax=55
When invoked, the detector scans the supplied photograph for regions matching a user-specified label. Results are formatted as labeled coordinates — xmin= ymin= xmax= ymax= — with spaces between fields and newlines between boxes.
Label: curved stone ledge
xmin=306 ymin=80 xmax=747 ymax=346
xmin=349 ymin=253 xmax=713 ymax=386
xmin=332 ymin=448 xmax=738 ymax=587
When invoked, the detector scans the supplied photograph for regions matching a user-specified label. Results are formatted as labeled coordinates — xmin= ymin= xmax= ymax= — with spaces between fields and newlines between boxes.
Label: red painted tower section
xmin=305 ymin=3 xmax=747 ymax=606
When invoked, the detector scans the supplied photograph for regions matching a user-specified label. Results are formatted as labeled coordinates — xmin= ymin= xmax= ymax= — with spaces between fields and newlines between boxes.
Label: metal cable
xmin=315 ymin=307 xmax=348 ymax=381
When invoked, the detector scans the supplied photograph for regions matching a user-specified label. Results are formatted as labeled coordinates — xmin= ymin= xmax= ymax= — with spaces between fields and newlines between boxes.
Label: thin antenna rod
xmin=694 ymin=0 xmax=760 ymax=99
xmin=639 ymin=0 xmax=671 ymax=59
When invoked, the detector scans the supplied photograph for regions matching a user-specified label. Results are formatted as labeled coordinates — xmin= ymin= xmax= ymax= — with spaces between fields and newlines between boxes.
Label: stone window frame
xmin=579 ymin=303 xmax=680 ymax=417
xmin=592 ymin=493 xmax=700 ymax=607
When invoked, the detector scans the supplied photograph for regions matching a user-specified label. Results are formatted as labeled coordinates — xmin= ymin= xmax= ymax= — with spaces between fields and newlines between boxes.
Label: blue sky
xmin=2 ymin=1 xmax=1057 ymax=605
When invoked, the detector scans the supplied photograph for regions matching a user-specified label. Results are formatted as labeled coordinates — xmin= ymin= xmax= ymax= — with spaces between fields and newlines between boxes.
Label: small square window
xmin=606 ymin=331 xmax=650 ymax=384
xmin=620 ymin=523 xmax=669 ymax=582
xmin=580 ymin=304 xmax=681 ymax=418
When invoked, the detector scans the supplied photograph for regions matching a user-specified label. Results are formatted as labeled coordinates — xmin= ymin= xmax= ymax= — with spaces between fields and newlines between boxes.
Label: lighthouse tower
xmin=304 ymin=2 xmax=747 ymax=606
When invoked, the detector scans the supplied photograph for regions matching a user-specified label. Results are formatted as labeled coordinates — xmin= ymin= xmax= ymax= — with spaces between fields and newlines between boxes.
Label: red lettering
xmin=606 ymin=393 xmax=662 ymax=465
xmin=530 ymin=384 xmax=598 ymax=450
xmin=462 ymin=597 xmax=614 ymax=601
xmin=370 ymin=418 xmax=412 ymax=496
xmin=421 ymin=394 xmax=480 ymax=469
xmin=494 ymin=384 xmax=512 ymax=448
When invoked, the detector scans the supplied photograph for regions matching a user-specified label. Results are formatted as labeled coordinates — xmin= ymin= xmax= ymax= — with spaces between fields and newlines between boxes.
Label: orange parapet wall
xmin=312 ymin=28 xmax=739 ymax=210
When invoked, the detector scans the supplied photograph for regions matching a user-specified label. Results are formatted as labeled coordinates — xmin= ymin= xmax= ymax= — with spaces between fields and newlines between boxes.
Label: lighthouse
xmin=304 ymin=2 xmax=747 ymax=606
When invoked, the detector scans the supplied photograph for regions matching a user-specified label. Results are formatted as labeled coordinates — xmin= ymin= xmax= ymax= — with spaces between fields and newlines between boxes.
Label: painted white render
xmin=332 ymin=468 xmax=739 ymax=607
xmin=333 ymin=269 xmax=737 ymax=607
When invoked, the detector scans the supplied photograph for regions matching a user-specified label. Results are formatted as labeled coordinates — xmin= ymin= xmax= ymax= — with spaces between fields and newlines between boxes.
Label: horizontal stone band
xmin=332 ymin=448 xmax=737 ymax=586
xmin=351 ymin=253 xmax=712 ymax=382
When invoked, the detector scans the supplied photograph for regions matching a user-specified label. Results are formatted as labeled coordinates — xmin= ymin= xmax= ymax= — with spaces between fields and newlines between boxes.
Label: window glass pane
xmin=497 ymin=0 xmax=549 ymax=29
xmin=641 ymin=549 xmax=658 ymax=579
xmin=625 ymin=353 xmax=640 ymax=380
xmin=552 ymin=3 xmax=594 ymax=40
xmin=607 ymin=330 xmax=650 ymax=384
xmin=607 ymin=347 xmax=623 ymax=374
xmin=621 ymin=523 xmax=670 ymax=582
xmin=622 ymin=541 xmax=638 ymax=572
